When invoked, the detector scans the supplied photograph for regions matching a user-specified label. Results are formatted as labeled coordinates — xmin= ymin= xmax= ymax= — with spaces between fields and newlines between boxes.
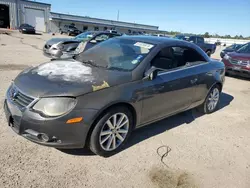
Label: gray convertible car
xmin=4 ymin=36 xmax=225 ymax=157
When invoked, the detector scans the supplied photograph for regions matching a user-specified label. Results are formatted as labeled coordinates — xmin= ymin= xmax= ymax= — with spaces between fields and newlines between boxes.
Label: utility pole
xmin=117 ymin=10 xmax=119 ymax=21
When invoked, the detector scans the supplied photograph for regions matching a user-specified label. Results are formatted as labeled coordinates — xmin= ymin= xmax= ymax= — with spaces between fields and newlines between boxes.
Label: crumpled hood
xmin=14 ymin=60 xmax=132 ymax=98
xmin=46 ymin=38 xmax=79 ymax=45
xmin=228 ymin=52 xmax=250 ymax=60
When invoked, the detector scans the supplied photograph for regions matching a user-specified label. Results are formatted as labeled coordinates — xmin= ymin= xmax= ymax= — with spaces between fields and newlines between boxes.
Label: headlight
xmin=32 ymin=98 xmax=76 ymax=117
xmin=22 ymin=28 xmax=26 ymax=31
xmin=247 ymin=61 xmax=250 ymax=68
xmin=224 ymin=54 xmax=231 ymax=60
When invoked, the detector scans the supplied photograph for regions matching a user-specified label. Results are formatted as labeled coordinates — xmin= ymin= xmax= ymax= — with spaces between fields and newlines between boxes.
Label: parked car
xmin=222 ymin=42 xmax=250 ymax=78
xmin=43 ymin=31 xmax=121 ymax=59
xmin=174 ymin=35 xmax=216 ymax=56
xmin=4 ymin=36 xmax=225 ymax=157
xmin=59 ymin=25 xmax=82 ymax=36
xmin=19 ymin=24 xmax=36 ymax=34
xmin=220 ymin=44 xmax=243 ymax=58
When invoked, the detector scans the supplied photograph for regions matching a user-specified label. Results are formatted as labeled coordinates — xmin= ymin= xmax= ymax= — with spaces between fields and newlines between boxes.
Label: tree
xmin=204 ymin=32 xmax=210 ymax=38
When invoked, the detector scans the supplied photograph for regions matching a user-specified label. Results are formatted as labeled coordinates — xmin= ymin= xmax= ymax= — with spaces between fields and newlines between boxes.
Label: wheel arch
xmin=85 ymin=102 xmax=137 ymax=146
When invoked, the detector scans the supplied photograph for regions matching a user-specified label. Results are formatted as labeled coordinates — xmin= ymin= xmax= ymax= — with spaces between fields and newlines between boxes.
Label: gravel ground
xmin=0 ymin=32 xmax=250 ymax=188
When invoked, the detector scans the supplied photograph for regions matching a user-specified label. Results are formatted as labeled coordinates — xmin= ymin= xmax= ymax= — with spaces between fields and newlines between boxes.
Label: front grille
xmin=230 ymin=59 xmax=238 ymax=64
xmin=230 ymin=59 xmax=249 ymax=67
xmin=8 ymin=85 xmax=35 ymax=109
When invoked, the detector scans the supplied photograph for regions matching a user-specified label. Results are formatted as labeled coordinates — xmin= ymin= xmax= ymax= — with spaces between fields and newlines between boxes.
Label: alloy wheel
xmin=99 ymin=113 xmax=129 ymax=151
xmin=207 ymin=88 xmax=220 ymax=111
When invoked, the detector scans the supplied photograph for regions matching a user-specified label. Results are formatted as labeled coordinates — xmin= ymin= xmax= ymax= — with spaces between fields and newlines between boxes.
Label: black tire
xmin=198 ymin=84 xmax=221 ymax=114
xmin=67 ymin=32 xmax=71 ymax=36
xmin=60 ymin=31 xmax=63 ymax=35
xmin=89 ymin=106 xmax=134 ymax=157
xmin=206 ymin=50 xmax=211 ymax=57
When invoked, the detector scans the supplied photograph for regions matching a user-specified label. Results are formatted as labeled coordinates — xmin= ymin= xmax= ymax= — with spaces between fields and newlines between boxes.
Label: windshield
xmin=74 ymin=32 xmax=95 ymax=41
xmin=174 ymin=35 xmax=189 ymax=40
xmin=68 ymin=25 xmax=77 ymax=29
xmin=74 ymin=38 xmax=155 ymax=71
xmin=236 ymin=43 xmax=250 ymax=53
xmin=23 ymin=24 xmax=33 ymax=27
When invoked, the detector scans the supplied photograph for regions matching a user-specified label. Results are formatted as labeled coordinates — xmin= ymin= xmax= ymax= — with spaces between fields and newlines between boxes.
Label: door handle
xmin=190 ymin=78 xmax=198 ymax=84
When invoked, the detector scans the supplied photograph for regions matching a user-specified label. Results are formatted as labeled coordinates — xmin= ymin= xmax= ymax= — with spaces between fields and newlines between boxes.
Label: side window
xmin=189 ymin=36 xmax=196 ymax=43
xmin=151 ymin=46 xmax=206 ymax=71
xmin=94 ymin=34 xmax=109 ymax=42
xmin=197 ymin=37 xmax=204 ymax=44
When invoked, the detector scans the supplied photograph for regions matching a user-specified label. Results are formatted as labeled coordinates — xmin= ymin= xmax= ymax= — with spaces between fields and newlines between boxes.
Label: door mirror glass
xmin=144 ymin=66 xmax=158 ymax=80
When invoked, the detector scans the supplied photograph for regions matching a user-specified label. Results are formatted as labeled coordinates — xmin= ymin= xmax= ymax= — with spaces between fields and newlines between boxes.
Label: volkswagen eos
xmin=4 ymin=36 xmax=225 ymax=157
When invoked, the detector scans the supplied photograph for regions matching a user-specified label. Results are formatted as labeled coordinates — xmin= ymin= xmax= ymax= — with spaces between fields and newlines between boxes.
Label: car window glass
xmin=189 ymin=36 xmax=195 ymax=42
xmin=151 ymin=46 xmax=206 ymax=73
xmin=197 ymin=37 xmax=204 ymax=43
xmin=237 ymin=43 xmax=250 ymax=53
xmin=74 ymin=38 xmax=155 ymax=71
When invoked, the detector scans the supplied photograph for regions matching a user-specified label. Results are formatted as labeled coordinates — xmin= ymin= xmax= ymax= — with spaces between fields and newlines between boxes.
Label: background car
xmin=220 ymin=43 xmax=243 ymax=58
xmin=43 ymin=31 xmax=121 ymax=59
xmin=5 ymin=36 xmax=225 ymax=157
xmin=174 ymin=35 xmax=216 ymax=56
xmin=19 ymin=24 xmax=36 ymax=34
xmin=59 ymin=25 xmax=82 ymax=36
xmin=222 ymin=42 xmax=250 ymax=78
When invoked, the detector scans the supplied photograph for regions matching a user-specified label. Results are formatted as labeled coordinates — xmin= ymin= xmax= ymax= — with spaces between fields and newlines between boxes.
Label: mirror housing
xmin=144 ymin=66 xmax=159 ymax=81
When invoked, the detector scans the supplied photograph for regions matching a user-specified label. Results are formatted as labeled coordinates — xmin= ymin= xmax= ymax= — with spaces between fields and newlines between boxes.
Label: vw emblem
xmin=10 ymin=88 xmax=18 ymax=100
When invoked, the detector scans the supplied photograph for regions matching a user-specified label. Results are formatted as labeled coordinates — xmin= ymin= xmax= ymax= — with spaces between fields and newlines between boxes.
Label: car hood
xmin=46 ymin=38 xmax=79 ymax=45
xmin=228 ymin=52 xmax=250 ymax=60
xmin=13 ymin=60 xmax=132 ymax=98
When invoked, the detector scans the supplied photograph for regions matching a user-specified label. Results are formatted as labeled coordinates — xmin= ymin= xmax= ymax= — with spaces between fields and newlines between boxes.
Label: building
xmin=0 ymin=0 xmax=160 ymax=34
xmin=0 ymin=0 xmax=51 ymax=32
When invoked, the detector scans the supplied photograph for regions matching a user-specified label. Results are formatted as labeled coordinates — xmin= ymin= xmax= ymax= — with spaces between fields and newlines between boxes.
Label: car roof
xmin=119 ymin=35 xmax=181 ymax=45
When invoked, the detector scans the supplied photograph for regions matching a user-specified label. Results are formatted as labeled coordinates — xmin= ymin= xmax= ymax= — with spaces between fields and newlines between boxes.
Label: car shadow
xmin=57 ymin=92 xmax=234 ymax=157
xmin=226 ymin=74 xmax=250 ymax=81
xmin=23 ymin=33 xmax=42 ymax=36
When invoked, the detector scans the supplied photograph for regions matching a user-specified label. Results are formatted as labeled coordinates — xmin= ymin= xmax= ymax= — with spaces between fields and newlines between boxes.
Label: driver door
xmin=140 ymin=46 xmax=198 ymax=124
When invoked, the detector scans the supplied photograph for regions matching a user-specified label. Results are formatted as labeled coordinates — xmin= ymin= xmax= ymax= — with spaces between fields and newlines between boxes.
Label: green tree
xmin=204 ymin=32 xmax=210 ymax=38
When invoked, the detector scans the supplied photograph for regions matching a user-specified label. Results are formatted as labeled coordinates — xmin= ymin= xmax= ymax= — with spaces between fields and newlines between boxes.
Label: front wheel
xmin=89 ymin=107 xmax=133 ymax=157
xmin=206 ymin=50 xmax=211 ymax=57
xmin=198 ymin=85 xmax=221 ymax=114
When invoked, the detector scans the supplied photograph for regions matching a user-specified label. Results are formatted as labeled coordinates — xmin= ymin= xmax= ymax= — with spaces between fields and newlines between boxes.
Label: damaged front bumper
xmin=3 ymin=97 xmax=98 ymax=149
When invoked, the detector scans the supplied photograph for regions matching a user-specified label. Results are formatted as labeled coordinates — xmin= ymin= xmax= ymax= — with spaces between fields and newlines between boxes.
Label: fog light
xmin=39 ymin=133 xmax=50 ymax=142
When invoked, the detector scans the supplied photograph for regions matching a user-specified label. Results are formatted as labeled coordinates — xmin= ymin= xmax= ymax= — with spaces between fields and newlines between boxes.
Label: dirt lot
xmin=0 ymin=32 xmax=250 ymax=188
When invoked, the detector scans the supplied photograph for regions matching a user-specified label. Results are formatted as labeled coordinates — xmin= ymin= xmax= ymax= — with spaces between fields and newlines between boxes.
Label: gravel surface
xmin=0 ymin=32 xmax=250 ymax=188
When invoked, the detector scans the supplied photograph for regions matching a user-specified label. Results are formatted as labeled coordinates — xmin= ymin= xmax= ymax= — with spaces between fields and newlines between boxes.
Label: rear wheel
xmin=206 ymin=50 xmax=211 ymax=57
xmin=198 ymin=85 xmax=221 ymax=114
xmin=89 ymin=106 xmax=133 ymax=157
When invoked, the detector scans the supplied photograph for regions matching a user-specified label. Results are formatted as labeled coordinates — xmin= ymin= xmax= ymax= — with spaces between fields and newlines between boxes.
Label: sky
xmin=41 ymin=0 xmax=250 ymax=37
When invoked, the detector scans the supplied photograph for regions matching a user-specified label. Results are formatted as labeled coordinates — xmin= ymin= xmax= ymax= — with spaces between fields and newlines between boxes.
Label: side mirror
xmin=90 ymin=39 xmax=97 ymax=44
xmin=144 ymin=67 xmax=158 ymax=81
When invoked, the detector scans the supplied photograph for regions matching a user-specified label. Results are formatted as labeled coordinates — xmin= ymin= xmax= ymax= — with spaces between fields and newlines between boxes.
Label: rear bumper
xmin=3 ymin=98 xmax=98 ymax=149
